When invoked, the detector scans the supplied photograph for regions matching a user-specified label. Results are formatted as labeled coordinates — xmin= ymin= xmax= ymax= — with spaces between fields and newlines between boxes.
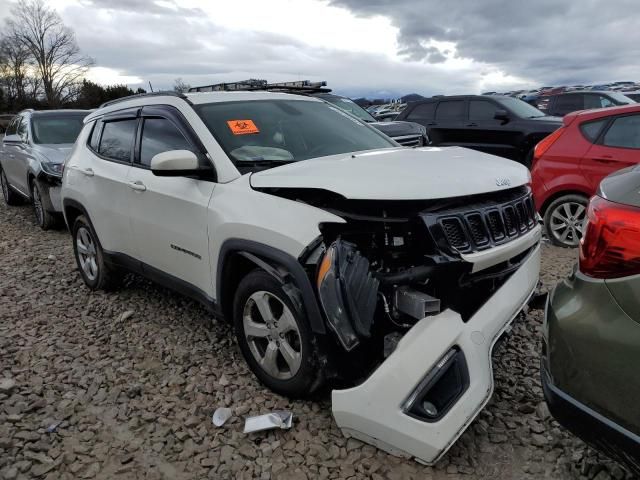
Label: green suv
xmin=542 ymin=166 xmax=640 ymax=474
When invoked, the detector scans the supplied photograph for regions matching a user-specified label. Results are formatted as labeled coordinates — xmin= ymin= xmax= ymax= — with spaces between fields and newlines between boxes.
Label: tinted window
xmin=16 ymin=117 xmax=28 ymax=141
xmin=196 ymin=100 xmax=394 ymax=165
xmin=89 ymin=120 xmax=102 ymax=151
xmin=469 ymin=100 xmax=498 ymax=121
xmin=31 ymin=114 xmax=86 ymax=144
xmin=554 ymin=94 xmax=584 ymax=114
xmin=580 ymin=118 xmax=608 ymax=142
xmin=140 ymin=118 xmax=193 ymax=167
xmin=494 ymin=96 xmax=546 ymax=118
xmin=406 ymin=102 xmax=436 ymax=120
xmin=5 ymin=118 xmax=18 ymax=136
xmin=435 ymin=101 xmax=465 ymax=120
xmin=602 ymin=115 xmax=640 ymax=149
xmin=98 ymin=119 xmax=137 ymax=162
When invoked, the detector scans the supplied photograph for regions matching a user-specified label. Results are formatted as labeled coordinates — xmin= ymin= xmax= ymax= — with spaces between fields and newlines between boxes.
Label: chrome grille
xmin=394 ymin=134 xmax=423 ymax=147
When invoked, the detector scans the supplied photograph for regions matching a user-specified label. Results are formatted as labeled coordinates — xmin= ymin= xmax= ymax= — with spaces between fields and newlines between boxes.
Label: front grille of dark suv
xmin=394 ymin=134 xmax=423 ymax=147
xmin=422 ymin=188 xmax=537 ymax=254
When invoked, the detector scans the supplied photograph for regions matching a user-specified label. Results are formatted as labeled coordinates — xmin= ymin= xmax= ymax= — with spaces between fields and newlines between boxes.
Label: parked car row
xmin=0 ymin=88 xmax=638 ymax=474
xmin=396 ymin=94 xmax=562 ymax=167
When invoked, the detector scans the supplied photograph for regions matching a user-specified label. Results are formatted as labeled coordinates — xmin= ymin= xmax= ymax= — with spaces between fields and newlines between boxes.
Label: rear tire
xmin=72 ymin=215 xmax=122 ymax=290
xmin=233 ymin=269 xmax=323 ymax=398
xmin=31 ymin=180 xmax=58 ymax=230
xmin=1 ymin=168 xmax=22 ymax=206
xmin=543 ymin=194 xmax=588 ymax=247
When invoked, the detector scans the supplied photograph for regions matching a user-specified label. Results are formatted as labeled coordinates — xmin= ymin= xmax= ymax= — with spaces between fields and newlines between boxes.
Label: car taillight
xmin=533 ymin=127 xmax=564 ymax=160
xmin=579 ymin=195 xmax=640 ymax=279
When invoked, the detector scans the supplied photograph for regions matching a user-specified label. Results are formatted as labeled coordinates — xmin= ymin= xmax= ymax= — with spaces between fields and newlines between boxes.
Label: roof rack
xmin=188 ymin=79 xmax=331 ymax=94
xmin=99 ymin=91 xmax=188 ymax=109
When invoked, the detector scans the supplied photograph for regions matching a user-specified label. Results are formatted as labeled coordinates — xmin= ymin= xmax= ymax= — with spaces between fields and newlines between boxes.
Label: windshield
xmin=493 ymin=96 xmax=546 ymax=118
xmin=31 ymin=114 xmax=87 ymax=144
xmin=608 ymin=92 xmax=636 ymax=104
xmin=318 ymin=95 xmax=376 ymax=122
xmin=195 ymin=99 xmax=395 ymax=165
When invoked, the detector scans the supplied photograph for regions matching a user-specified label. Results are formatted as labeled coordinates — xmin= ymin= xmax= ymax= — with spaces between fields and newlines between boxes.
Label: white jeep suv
xmin=61 ymin=91 xmax=541 ymax=464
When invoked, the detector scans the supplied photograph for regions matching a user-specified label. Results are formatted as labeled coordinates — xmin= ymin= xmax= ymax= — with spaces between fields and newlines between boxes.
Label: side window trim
xmin=87 ymin=119 xmax=104 ymax=153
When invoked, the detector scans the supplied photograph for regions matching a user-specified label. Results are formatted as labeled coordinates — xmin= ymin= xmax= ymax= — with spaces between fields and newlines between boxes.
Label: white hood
xmin=249 ymin=147 xmax=530 ymax=200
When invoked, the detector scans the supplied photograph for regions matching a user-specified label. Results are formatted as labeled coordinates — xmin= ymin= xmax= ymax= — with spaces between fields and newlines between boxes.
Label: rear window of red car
xmin=580 ymin=118 xmax=608 ymax=143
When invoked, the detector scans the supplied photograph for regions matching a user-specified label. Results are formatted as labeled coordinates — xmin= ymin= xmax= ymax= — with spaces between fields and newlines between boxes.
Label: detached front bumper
xmin=36 ymin=172 xmax=63 ymax=213
xmin=331 ymin=244 xmax=540 ymax=465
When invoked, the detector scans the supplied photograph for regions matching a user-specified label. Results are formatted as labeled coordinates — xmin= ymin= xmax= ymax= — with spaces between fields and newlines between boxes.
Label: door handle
xmin=8 ymin=154 xmax=14 ymax=158
xmin=466 ymin=123 xmax=478 ymax=127
xmin=427 ymin=123 xmax=437 ymax=126
xmin=593 ymin=158 xmax=615 ymax=164
xmin=81 ymin=168 xmax=94 ymax=176
xmin=128 ymin=181 xmax=146 ymax=192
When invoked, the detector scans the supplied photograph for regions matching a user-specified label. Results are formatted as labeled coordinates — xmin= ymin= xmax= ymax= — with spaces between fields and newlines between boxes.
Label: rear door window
xmin=580 ymin=118 xmax=608 ymax=143
xmin=98 ymin=119 xmax=137 ymax=162
xmin=406 ymin=102 xmax=436 ymax=121
xmin=435 ymin=100 xmax=465 ymax=120
xmin=139 ymin=117 xmax=194 ymax=167
xmin=553 ymin=94 xmax=584 ymax=115
xmin=602 ymin=115 xmax=640 ymax=149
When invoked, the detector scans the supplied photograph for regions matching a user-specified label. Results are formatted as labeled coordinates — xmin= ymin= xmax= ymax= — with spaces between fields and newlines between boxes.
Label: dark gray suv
xmin=0 ymin=109 xmax=90 ymax=229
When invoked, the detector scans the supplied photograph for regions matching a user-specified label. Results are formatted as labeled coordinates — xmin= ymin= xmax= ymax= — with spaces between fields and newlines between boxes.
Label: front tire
xmin=543 ymin=194 xmax=588 ymax=247
xmin=233 ymin=270 xmax=323 ymax=398
xmin=72 ymin=215 xmax=121 ymax=290
xmin=1 ymin=168 xmax=22 ymax=206
xmin=31 ymin=181 xmax=58 ymax=230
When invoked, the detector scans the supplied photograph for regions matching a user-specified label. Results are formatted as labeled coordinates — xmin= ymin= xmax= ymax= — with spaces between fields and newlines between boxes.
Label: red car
xmin=532 ymin=103 xmax=640 ymax=247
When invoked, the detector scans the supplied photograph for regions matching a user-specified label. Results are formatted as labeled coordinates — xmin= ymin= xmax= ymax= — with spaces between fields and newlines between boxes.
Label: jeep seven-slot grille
xmin=423 ymin=189 xmax=537 ymax=254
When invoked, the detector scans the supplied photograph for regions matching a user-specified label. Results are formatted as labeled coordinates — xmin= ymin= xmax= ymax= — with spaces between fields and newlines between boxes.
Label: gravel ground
xmin=0 ymin=201 xmax=636 ymax=480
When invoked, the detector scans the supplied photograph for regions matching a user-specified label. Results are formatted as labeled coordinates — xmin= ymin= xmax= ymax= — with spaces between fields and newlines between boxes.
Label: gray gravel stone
xmin=0 ymin=200 xmax=635 ymax=480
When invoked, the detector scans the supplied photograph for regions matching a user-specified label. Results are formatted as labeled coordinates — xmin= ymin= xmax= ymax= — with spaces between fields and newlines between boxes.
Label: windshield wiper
xmin=235 ymin=159 xmax=295 ymax=166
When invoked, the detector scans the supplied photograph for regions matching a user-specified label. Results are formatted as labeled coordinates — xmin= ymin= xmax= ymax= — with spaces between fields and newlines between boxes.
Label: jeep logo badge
xmin=495 ymin=177 xmax=511 ymax=187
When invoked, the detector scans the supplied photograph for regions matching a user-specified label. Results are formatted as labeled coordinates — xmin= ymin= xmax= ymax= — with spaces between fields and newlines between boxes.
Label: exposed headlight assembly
xmin=317 ymin=240 xmax=379 ymax=351
xmin=41 ymin=162 xmax=64 ymax=177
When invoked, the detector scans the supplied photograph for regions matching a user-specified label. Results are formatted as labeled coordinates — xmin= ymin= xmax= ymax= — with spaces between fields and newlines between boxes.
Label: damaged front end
xmin=286 ymin=185 xmax=541 ymax=463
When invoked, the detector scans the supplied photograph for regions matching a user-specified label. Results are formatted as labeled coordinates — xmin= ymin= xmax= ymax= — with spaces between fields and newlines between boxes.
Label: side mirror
xmin=494 ymin=109 xmax=510 ymax=121
xmin=150 ymin=150 xmax=200 ymax=177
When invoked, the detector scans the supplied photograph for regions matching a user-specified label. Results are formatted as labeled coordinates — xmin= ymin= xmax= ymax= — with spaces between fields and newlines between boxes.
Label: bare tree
xmin=173 ymin=78 xmax=191 ymax=93
xmin=6 ymin=0 xmax=93 ymax=107
xmin=0 ymin=35 xmax=32 ymax=106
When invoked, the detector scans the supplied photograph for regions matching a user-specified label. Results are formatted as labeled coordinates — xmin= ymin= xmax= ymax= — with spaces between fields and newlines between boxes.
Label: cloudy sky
xmin=1 ymin=0 xmax=638 ymax=98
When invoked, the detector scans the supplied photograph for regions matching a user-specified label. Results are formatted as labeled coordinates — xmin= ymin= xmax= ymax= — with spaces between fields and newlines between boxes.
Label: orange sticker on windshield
xmin=227 ymin=119 xmax=259 ymax=135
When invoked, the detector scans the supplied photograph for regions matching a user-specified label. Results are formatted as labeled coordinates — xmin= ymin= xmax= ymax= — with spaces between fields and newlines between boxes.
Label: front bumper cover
xmin=331 ymin=244 xmax=540 ymax=464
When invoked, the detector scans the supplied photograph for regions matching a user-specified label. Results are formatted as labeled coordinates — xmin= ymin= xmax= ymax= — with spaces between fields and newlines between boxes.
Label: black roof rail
xmin=188 ymin=79 xmax=331 ymax=94
xmin=99 ymin=91 xmax=188 ymax=109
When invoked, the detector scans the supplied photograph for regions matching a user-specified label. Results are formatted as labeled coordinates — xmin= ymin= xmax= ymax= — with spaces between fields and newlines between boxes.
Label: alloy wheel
xmin=242 ymin=291 xmax=302 ymax=380
xmin=549 ymin=201 xmax=586 ymax=247
xmin=76 ymin=226 xmax=99 ymax=281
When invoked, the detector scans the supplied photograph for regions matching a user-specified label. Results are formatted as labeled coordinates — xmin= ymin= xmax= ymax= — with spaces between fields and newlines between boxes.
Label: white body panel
xmin=251 ymin=147 xmax=530 ymax=200
xmin=331 ymin=245 xmax=541 ymax=464
xmin=64 ymin=127 xmax=134 ymax=254
xmin=126 ymin=168 xmax=216 ymax=295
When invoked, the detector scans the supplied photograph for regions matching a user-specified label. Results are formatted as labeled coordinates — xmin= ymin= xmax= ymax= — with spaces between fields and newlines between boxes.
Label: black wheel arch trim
xmin=62 ymin=198 xmax=91 ymax=231
xmin=217 ymin=238 xmax=327 ymax=335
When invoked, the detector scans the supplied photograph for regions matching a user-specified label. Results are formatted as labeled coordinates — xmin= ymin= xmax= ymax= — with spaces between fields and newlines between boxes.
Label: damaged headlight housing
xmin=41 ymin=161 xmax=64 ymax=177
xmin=317 ymin=240 xmax=379 ymax=351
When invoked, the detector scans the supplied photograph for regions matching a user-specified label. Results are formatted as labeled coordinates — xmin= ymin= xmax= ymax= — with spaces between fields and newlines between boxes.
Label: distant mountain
xmin=401 ymin=93 xmax=425 ymax=102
